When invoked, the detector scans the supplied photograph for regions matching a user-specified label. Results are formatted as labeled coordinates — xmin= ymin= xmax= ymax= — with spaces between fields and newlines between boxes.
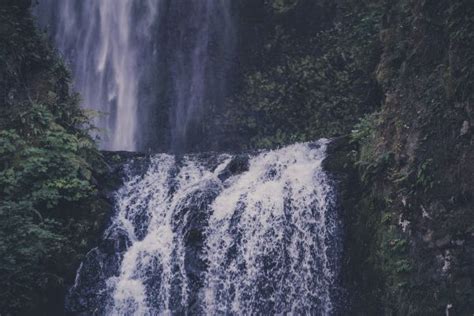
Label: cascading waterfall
xmin=35 ymin=0 xmax=160 ymax=151
xmin=35 ymin=0 xmax=234 ymax=152
xmin=36 ymin=2 xmax=344 ymax=314
xmin=66 ymin=140 xmax=343 ymax=315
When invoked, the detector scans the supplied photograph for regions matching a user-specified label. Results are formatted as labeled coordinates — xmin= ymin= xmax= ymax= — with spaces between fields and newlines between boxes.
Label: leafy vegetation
xmin=209 ymin=0 xmax=383 ymax=150
xmin=0 ymin=2 xmax=108 ymax=314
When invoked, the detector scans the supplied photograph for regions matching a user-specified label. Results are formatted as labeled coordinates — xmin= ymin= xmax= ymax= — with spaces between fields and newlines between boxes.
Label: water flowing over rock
xmin=66 ymin=140 xmax=343 ymax=315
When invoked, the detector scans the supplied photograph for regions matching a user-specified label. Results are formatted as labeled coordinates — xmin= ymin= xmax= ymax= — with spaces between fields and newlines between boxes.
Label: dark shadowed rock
xmin=218 ymin=154 xmax=250 ymax=181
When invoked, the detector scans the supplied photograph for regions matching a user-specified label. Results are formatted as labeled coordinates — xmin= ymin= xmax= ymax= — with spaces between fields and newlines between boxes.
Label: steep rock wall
xmin=346 ymin=0 xmax=474 ymax=314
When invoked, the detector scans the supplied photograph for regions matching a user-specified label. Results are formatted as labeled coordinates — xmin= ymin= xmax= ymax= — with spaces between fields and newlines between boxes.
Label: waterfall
xmin=35 ymin=2 xmax=343 ymax=314
xmin=35 ymin=0 xmax=235 ymax=152
xmin=66 ymin=140 xmax=343 ymax=315
xmin=35 ymin=0 xmax=160 ymax=151
xmin=165 ymin=0 xmax=235 ymax=151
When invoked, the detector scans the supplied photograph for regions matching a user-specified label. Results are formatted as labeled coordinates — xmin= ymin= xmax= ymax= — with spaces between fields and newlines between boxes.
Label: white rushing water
xmin=204 ymin=142 xmax=337 ymax=315
xmin=67 ymin=140 xmax=342 ymax=315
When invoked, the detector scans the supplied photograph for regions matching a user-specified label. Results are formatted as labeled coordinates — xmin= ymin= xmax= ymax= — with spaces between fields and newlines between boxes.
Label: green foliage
xmin=351 ymin=112 xmax=380 ymax=157
xmin=213 ymin=1 xmax=383 ymax=150
xmin=0 ymin=2 xmax=107 ymax=314
xmin=0 ymin=124 xmax=100 ymax=313
xmin=351 ymin=111 xmax=394 ymax=183
xmin=414 ymin=159 xmax=435 ymax=192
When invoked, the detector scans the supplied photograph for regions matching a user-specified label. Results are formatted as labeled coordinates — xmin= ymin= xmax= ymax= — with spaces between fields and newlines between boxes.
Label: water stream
xmin=35 ymin=0 xmax=234 ymax=152
xmin=66 ymin=141 xmax=343 ymax=315
xmin=35 ymin=2 xmax=343 ymax=314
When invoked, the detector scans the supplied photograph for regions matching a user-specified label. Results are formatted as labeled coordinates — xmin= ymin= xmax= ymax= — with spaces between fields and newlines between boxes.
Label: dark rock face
xmin=332 ymin=1 xmax=474 ymax=314
xmin=217 ymin=154 xmax=250 ymax=182
xmin=323 ymin=137 xmax=363 ymax=314
xmin=370 ymin=1 xmax=473 ymax=314
xmin=64 ymin=154 xmax=140 ymax=315
xmin=179 ymin=182 xmax=221 ymax=315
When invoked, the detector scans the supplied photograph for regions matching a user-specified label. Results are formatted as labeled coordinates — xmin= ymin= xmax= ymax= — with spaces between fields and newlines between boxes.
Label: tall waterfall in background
xmin=35 ymin=0 xmax=235 ymax=152
xmin=35 ymin=2 xmax=343 ymax=314
xmin=35 ymin=0 xmax=160 ymax=151
xmin=66 ymin=140 xmax=343 ymax=315
xmin=166 ymin=1 xmax=235 ymax=151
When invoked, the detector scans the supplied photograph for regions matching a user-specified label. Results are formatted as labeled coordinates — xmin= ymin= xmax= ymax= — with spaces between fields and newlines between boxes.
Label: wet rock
xmin=435 ymin=235 xmax=452 ymax=248
xmin=99 ymin=228 xmax=131 ymax=254
xmin=454 ymin=240 xmax=464 ymax=246
xmin=218 ymin=154 xmax=250 ymax=181
xmin=423 ymin=229 xmax=434 ymax=243
xmin=65 ymin=247 xmax=118 ymax=315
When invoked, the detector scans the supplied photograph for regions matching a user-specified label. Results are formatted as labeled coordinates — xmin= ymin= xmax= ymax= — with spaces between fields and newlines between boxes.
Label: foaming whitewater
xmin=66 ymin=140 xmax=342 ymax=315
